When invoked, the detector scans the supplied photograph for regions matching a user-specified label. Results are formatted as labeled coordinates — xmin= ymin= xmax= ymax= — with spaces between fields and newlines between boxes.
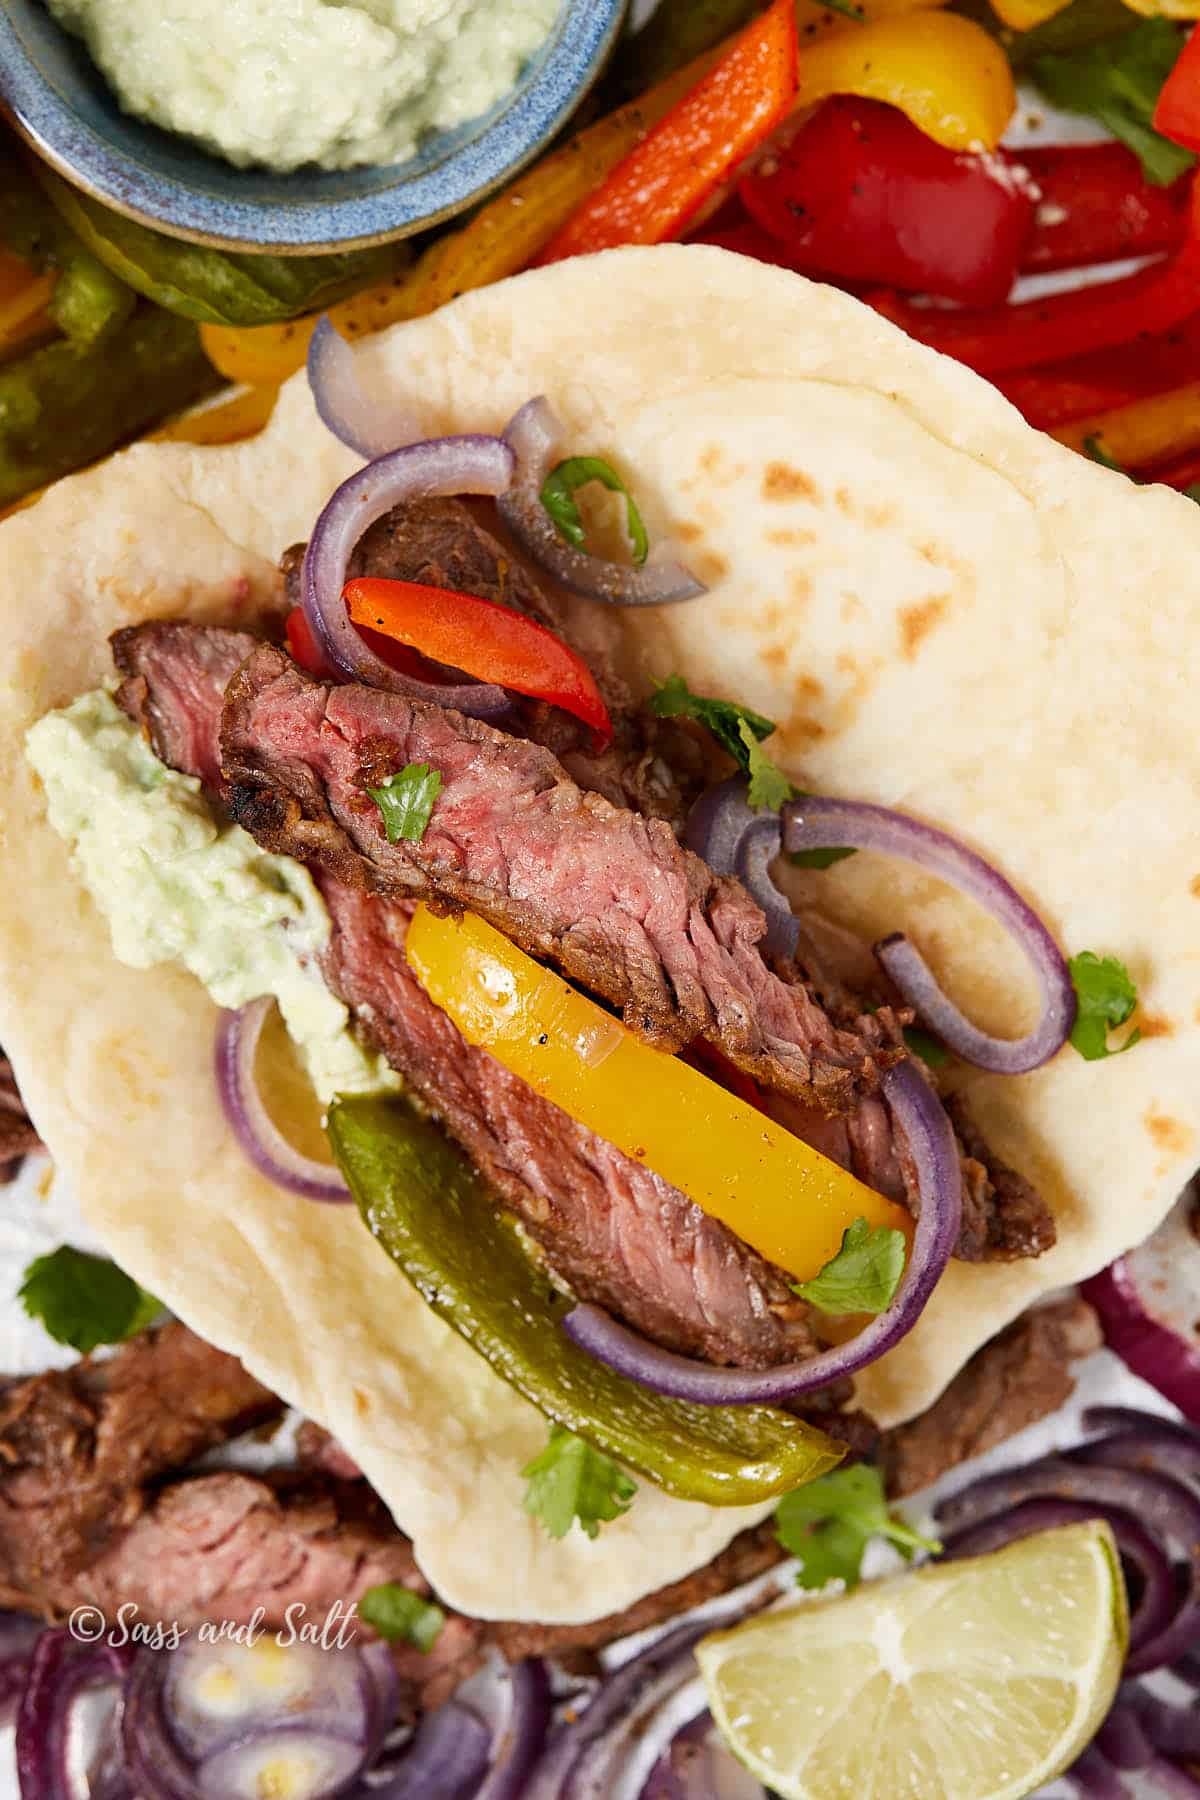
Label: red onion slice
xmin=686 ymin=782 xmax=799 ymax=961
xmin=498 ymin=399 xmax=707 ymax=607
xmin=197 ymin=1729 xmax=366 ymax=1800
xmin=301 ymin=435 xmax=515 ymax=719
xmin=936 ymin=1450 xmax=1200 ymax=1674
xmin=1082 ymin=1193 xmax=1200 ymax=1423
xmin=562 ymin=1060 xmax=961 ymax=1403
xmin=1094 ymin=1701 xmax=1153 ymax=1772
xmin=1064 ymin=1747 xmax=1133 ymax=1799
xmin=214 ymin=999 xmax=350 ymax=1203
xmin=307 ymin=317 xmax=420 ymax=462
xmin=18 ymin=1631 xmax=134 ymax=1800
xmin=781 ymin=796 xmax=1076 ymax=1073
xmin=476 ymin=1659 xmax=552 ymax=1800
xmin=640 ymin=1711 xmax=765 ymax=1799
xmin=940 ymin=1499 xmax=1174 ymax=1661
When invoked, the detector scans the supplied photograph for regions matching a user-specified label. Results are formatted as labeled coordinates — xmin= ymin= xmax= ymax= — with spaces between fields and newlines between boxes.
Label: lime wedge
xmin=696 ymin=1520 xmax=1127 ymax=1800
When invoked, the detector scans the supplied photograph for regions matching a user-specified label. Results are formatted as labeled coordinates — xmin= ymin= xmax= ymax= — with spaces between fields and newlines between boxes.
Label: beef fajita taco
xmin=1 ymin=244 xmax=1196 ymax=1627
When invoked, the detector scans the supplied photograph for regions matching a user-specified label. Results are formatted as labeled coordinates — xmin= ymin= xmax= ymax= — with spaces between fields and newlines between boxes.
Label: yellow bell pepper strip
xmin=150 ymin=384 xmax=280 ymax=447
xmin=989 ymin=0 xmax=1073 ymax=35
xmin=793 ymin=12 xmax=1017 ymax=151
xmin=536 ymin=0 xmax=800 ymax=261
xmin=329 ymin=1091 xmax=843 ymax=1504
xmin=1053 ymin=380 xmax=1200 ymax=467
xmin=405 ymin=904 xmax=910 ymax=1283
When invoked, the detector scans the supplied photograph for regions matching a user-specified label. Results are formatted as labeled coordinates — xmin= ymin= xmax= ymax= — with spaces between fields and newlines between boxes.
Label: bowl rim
xmin=0 ymin=0 xmax=625 ymax=253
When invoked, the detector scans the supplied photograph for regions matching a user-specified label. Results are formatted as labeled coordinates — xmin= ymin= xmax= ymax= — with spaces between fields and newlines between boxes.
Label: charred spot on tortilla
xmin=898 ymin=595 xmax=950 ymax=660
xmin=763 ymin=461 xmax=821 ymax=503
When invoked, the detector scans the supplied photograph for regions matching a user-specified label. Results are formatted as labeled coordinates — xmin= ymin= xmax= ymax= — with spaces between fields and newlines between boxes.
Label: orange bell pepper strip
xmin=1154 ymin=23 xmax=1200 ymax=152
xmin=1053 ymin=380 xmax=1200 ymax=468
xmin=536 ymin=0 xmax=799 ymax=262
xmin=342 ymin=576 xmax=613 ymax=746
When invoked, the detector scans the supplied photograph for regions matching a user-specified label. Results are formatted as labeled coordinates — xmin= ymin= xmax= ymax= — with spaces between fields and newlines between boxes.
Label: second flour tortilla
xmin=1 ymin=246 xmax=1197 ymax=1620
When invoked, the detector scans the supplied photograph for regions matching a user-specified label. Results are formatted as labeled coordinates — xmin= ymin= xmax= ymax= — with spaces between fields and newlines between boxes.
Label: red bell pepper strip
xmin=738 ymin=97 xmax=1035 ymax=307
xmin=1154 ymin=27 xmax=1200 ymax=157
xmin=869 ymin=229 xmax=1200 ymax=376
xmin=994 ymin=310 xmax=1200 ymax=429
xmin=1143 ymin=447 xmax=1200 ymax=491
xmin=342 ymin=577 xmax=613 ymax=746
xmin=1019 ymin=143 xmax=1191 ymax=274
xmin=535 ymin=0 xmax=798 ymax=263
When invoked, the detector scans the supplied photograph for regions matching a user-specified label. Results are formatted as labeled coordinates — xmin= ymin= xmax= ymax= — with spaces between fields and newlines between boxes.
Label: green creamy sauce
xmin=25 ymin=689 xmax=393 ymax=1106
xmin=46 ymin=0 xmax=561 ymax=174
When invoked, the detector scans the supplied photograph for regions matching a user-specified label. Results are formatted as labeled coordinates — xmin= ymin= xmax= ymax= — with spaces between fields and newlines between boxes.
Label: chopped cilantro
xmin=522 ymin=1425 xmax=637 ymax=1540
xmin=792 ymin=1217 xmax=907 ymax=1316
xmin=737 ymin=717 xmax=794 ymax=812
xmin=541 ymin=456 xmax=649 ymax=566
xmin=650 ymin=674 xmax=777 ymax=768
xmin=785 ymin=844 xmax=857 ymax=870
xmin=366 ymin=762 xmax=442 ymax=844
xmin=358 ymin=1583 xmax=445 ymax=1652
xmin=776 ymin=1464 xmax=940 ymax=1592
xmin=1031 ymin=21 xmax=1196 ymax=187
xmin=1069 ymin=951 xmax=1141 ymax=1061
xmin=18 ymin=1246 xmax=162 ymax=1354
xmin=903 ymin=1026 xmax=950 ymax=1069
xmin=821 ymin=0 xmax=866 ymax=17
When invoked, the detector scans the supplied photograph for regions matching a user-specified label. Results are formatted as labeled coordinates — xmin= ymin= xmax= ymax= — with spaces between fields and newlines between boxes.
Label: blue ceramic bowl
xmin=0 ymin=0 xmax=626 ymax=251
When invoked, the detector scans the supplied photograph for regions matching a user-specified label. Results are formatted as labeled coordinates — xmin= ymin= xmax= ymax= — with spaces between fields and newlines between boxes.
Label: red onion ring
xmin=562 ymin=1059 xmax=961 ymax=1403
xmin=498 ymin=398 xmax=707 ymax=607
xmin=640 ymin=1711 xmax=764 ymax=1799
xmin=17 ymin=1631 xmax=134 ymax=1800
xmin=301 ymin=435 xmax=515 ymax=718
xmin=685 ymin=782 xmax=799 ymax=962
xmin=307 ymin=317 xmax=420 ymax=462
xmin=1064 ymin=1746 xmax=1133 ymax=1799
xmin=1123 ymin=1686 xmax=1200 ymax=1763
xmin=936 ymin=1452 xmax=1200 ymax=1674
xmin=1094 ymin=1701 xmax=1153 ymax=1772
xmin=476 ymin=1659 xmax=552 ymax=1800
xmin=780 ymin=796 xmax=1076 ymax=1074
xmin=940 ymin=1499 xmax=1174 ymax=1661
xmin=363 ymin=1701 xmax=490 ymax=1799
xmin=214 ymin=999 xmax=350 ymax=1203
xmin=1082 ymin=1193 xmax=1200 ymax=1424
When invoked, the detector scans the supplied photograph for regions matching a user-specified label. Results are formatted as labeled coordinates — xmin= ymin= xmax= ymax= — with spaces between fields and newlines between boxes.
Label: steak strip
xmin=114 ymin=621 xmax=832 ymax=1372
xmin=220 ymin=644 xmax=902 ymax=1111
xmin=0 ymin=1323 xmax=279 ymax=1607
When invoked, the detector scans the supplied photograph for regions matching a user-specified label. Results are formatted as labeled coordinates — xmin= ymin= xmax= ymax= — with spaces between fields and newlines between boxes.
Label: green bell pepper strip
xmin=0 ymin=149 xmax=133 ymax=349
xmin=606 ymin=0 xmax=762 ymax=98
xmin=39 ymin=170 xmax=403 ymax=329
xmin=328 ymin=1093 xmax=844 ymax=1506
xmin=0 ymin=303 xmax=220 ymax=507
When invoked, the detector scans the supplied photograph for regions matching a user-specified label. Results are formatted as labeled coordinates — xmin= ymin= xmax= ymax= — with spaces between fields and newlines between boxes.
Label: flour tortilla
xmin=0 ymin=245 xmax=1196 ymax=1622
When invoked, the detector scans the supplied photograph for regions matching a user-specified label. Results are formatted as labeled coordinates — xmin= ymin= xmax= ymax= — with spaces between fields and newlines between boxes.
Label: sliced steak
xmin=113 ymin=622 xmax=261 ymax=794
xmin=946 ymin=1094 xmax=1055 ymax=1263
xmin=283 ymin=498 xmax=718 ymax=828
xmin=0 ymin=1051 xmax=40 ymax=1181
xmin=879 ymin=1296 xmax=1102 ymax=1498
xmin=321 ymin=879 xmax=820 ymax=1368
xmin=222 ymin=646 xmax=900 ymax=1110
xmin=296 ymin=1420 xmax=364 ymax=1483
xmin=0 ymin=1324 xmax=280 ymax=1609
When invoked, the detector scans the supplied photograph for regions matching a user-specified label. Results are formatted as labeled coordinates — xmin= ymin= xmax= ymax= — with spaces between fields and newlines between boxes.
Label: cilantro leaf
xmin=19 ymin=1246 xmax=162 ymax=1354
xmin=650 ymin=674 xmax=777 ymax=768
xmin=903 ymin=1026 xmax=949 ymax=1069
xmin=737 ymin=717 xmax=795 ymax=812
xmin=776 ymin=1464 xmax=940 ymax=1592
xmin=785 ymin=844 xmax=857 ymax=870
xmin=1031 ymin=21 xmax=1196 ymax=186
xmin=821 ymin=0 xmax=867 ymax=17
xmin=792 ymin=1217 xmax=907 ymax=1316
xmin=366 ymin=762 xmax=442 ymax=844
xmin=358 ymin=1583 xmax=445 ymax=1652
xmin=521 ymin=1425 xmax=637 ymax=1540
xmin=1069 ymin=951 xmax=1141 ymax=1061
xmin=542 ymin=456 xmax=649 ymax=566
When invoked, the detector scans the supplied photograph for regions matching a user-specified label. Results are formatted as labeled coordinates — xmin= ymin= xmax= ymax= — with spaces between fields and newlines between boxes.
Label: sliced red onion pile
xmin=1083 ymin=1185 xmax=1200 ymax=1424
xmin=306 ymin=318 xmax=421 ymax=463
xmin=9 ymin=1621 xmax=552 ymax=1800
xmin=563 ymin=1058 xmax=961 ymax=1402
xmin=688 ymin=780 xmax=1077 ymax=1073
xmin=499 ymin=399 xmax=707 ymax=608
xmin=943 ymin=1406 xmax=1200 ymax=1798
xmin=214 ymin=999 xmax=350 ymax=1203
xmin=301 ymin=434 xmax=515 ymax=718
